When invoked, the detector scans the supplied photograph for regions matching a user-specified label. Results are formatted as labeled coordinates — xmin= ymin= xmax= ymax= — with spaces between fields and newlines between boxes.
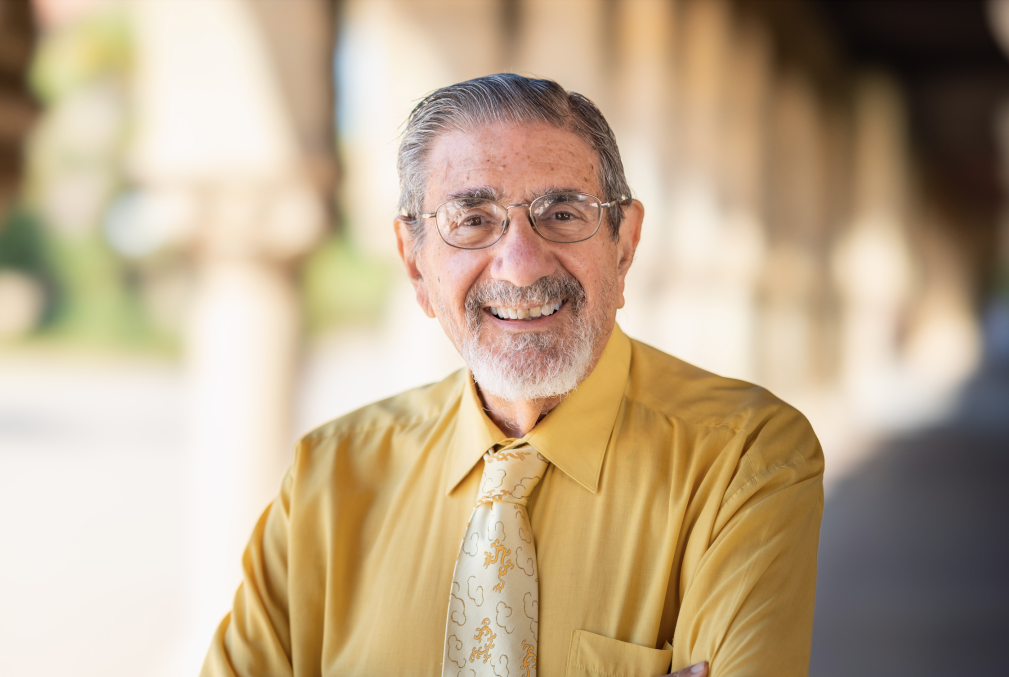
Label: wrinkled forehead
xmin=423 ymin=122 xmax=601 ymax=205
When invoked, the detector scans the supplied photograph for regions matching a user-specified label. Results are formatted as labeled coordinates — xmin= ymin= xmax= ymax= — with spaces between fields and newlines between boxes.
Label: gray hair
xmin=396 ymin=73 xmax=631 ymax=243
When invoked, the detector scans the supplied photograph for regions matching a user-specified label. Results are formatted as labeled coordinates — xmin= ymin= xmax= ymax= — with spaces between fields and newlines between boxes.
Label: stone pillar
xmin=831 ymin=75 xmax=915 ymax=405
xmin=129 ymin=0 xmax=335 ymax=657
xmin=610 ymin=0 xmax=677 ymax=344
xmin=760 ymin=69 xmax=831 ymax=396
xmin=655 ymin=0 xmax=769 ymax=379
xmin=650 ymin=0 xmax=729 ymax=369
xmin=709 ymin=12 xmax=771 ymax=382
xmin=338 ymin=0 xmax=506 ymax=259
xmin=815 ymin=102 xmax=854 ymax=387
xmin=902 ymin=195 xmax=983 ymax=390
xmin=513 ymin=0 xmax=609 ymax=105
xmin=334 ymin=0 xmax=505 ymax=396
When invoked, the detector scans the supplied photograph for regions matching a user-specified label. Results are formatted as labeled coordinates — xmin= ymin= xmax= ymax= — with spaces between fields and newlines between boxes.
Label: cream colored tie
xmin=443 ymin=445 xmax=549 ymax=677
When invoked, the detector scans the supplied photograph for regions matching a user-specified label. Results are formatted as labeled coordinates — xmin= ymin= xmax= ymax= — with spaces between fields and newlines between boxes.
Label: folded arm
xmin=671 ymin=407 xmax=825 ymax=677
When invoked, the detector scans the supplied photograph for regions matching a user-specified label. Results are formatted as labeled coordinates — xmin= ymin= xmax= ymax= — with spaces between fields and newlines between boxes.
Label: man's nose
xmin=490 ymin=207 xmax=556 ymax=288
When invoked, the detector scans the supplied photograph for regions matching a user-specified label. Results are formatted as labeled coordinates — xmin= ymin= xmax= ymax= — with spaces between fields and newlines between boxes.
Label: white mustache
xmin=465 ymin=273 xmax=585 ymax=322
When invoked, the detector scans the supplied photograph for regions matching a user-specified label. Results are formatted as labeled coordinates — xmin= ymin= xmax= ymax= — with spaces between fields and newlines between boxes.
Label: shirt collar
xmin=445 ymin=324 xmax=631 ymax=495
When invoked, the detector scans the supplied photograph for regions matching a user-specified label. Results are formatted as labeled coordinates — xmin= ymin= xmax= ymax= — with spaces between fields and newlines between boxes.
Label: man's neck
xmin=478 ymin=390 xmax=565 ymax=438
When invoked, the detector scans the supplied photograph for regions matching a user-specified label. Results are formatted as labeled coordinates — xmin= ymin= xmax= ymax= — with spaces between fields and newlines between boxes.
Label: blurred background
xmin=0 ymin=0 xmax=1006 ymax=675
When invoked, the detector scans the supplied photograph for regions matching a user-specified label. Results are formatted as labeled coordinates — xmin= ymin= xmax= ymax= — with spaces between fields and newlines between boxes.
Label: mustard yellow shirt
xmin=202 ymin=325 xmax=824 ymax=677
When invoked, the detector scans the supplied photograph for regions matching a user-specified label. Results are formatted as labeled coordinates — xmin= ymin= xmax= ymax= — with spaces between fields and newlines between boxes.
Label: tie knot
xmin=476 ymin=445 xmax=549 ymax=507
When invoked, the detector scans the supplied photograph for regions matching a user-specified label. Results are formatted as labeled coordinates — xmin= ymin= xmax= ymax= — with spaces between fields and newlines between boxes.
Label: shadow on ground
xmin=810 ymin=367 xmax=1009 ymax=677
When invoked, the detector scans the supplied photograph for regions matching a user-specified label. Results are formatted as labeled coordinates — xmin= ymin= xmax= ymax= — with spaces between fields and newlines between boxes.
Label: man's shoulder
xmin=300 ymin=368 xmax=467 ymax=449
xmin=625 ymin=337 xmax=806 ymax=437
xmin=625 ymin=336 xmax=823 ymax=482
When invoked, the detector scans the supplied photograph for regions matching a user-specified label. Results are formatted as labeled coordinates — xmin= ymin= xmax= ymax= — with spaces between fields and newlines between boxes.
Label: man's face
xmin=396 ymin=122 xmax=642 ymax=401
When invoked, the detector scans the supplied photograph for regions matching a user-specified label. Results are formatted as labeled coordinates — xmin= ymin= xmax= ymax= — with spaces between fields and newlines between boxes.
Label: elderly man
xmin=201 ymin=74 xmax=823 ymax=677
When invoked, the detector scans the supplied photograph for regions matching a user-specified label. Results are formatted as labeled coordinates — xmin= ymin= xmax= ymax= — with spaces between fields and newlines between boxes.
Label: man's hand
xmin=666 ymin=661 xmax=709 ymax=677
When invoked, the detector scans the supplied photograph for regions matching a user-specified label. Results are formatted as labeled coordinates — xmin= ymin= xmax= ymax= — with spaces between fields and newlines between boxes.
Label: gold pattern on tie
xmin=443 ymin=445 xmax=549 ymax=677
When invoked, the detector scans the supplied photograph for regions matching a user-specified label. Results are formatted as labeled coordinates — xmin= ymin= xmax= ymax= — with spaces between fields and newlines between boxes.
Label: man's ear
xmin=394 ymin=218 xmax=436 ymax=318
xmin=615 ymin=199 xmax=644 ymax=308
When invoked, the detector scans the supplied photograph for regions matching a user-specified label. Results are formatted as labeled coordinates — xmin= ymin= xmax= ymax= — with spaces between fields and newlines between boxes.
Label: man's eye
xmin=460 ymin=214 xmax=493 ymax=228
xmin=541 ymin=207 xmax=586 ymax=222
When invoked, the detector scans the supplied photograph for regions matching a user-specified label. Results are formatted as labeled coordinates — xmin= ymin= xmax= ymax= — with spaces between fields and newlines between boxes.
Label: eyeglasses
xmin=413 ymin=192 xmax=630 ymax=250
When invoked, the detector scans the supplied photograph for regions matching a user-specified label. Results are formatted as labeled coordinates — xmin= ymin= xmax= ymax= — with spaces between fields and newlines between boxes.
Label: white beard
xmin=455 ymin=273 xmax=609 ymax=402
xmin=462 ymin=312 xmax=599 ymax=401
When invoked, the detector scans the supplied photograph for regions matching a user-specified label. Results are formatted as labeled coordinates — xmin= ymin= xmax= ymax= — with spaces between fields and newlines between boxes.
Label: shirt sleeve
xmin=200 ymin=463 xmax=296 ymax=677
xmin=671 ymin=405 xmax=825 ymax=677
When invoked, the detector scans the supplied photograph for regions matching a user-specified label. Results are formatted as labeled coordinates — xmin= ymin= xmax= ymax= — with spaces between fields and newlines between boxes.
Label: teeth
xmin=489 ymin=300 xmax=563 ymax=320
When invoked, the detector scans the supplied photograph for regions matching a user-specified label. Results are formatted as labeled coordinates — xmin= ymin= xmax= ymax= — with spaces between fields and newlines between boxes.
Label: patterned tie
xmin=442 ymin=445 xmax=549 ymax=677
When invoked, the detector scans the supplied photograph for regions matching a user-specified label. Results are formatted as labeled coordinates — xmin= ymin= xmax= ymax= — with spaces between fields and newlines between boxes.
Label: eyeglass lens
xmin=437 ymin=193 xmax=602 ymax=248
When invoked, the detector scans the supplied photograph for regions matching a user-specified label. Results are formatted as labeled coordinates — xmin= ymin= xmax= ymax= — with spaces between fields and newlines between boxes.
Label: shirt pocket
xmin=564 ymin=630 xmax=674 ymax=677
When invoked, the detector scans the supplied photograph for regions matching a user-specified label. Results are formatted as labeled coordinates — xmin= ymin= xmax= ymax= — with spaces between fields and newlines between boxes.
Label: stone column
xmin=709 ymin=12 xmax=771 ymax=382
xmin=901 ymin=194 xmax=983 ymax=391
xmin=831 ymin=75 xmax=915 ymax=405
xmin=649 ymin=0 xmax=727 ymax=369
xmin=513 ymin=0 xmax=610 ymax=105
xmin=610 ymin=0 xmax=677 ymax=344
xmin=129 ymin=0 xmax=335 ymax=656
xmin=334 ymin=0 xmax=504 ymax=396
xmin=657 ymin=0 xmax=769 ymax=378
xmin=338 ymin=0 xmax=506 ymax=259
xmin=759 ymin=69 xmax=831 ymax=397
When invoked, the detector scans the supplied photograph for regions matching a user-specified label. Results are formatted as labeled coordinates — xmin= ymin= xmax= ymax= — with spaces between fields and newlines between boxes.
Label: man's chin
xmin=477 ymin=323 xmax=561 ymax=350
xmin=464 ymin=344 xmax=590 ymax=402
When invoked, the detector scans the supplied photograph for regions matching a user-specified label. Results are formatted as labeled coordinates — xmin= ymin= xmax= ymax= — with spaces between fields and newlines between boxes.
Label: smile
xmin=487 ymin=300 xmax=564 ymax=320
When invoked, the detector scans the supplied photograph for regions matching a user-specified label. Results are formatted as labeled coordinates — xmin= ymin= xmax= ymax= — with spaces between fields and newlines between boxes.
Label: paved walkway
xmin=810 ymin=368 xmax=1009 ymax=677
xmin=0 ymin=355 xmax=190 ymax=677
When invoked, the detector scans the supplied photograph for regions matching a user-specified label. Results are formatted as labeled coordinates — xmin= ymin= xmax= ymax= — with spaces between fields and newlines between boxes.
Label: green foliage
xmin=0 ymin=206 xmax=48 ymax=273
xmin=38 ymin=230 xmax=167 ymax=348
xmin=29 ymin=6 xmax=131 ymax=103
xmin=0 ymin=204 xmax=169 ymax=350
xmin=302 ymin=235 xmax=393 ymax=332
xmin=8 ymin=3 xmax=171 ymax=352
xmin=0 ymin=206 xmax=56 ymax=327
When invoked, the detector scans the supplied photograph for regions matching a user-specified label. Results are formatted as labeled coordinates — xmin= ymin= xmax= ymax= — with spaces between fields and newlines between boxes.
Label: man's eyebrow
xmin=444 ymin=186 xmax=590 ymax=203
xmin=526 ymin=186 xmax=586 ymax=200
xmin=446 ymin=186 xmax=500 ymax=201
